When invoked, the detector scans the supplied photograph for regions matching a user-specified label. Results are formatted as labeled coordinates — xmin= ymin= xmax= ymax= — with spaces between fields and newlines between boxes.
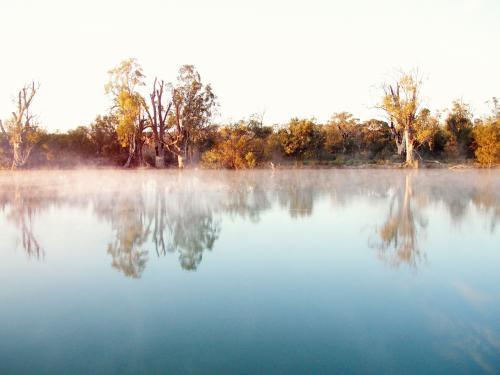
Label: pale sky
xmin=0 ymin=0 xmax=498 ymax=131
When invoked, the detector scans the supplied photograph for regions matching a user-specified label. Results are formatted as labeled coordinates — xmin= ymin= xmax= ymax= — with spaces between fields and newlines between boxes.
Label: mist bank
xmin=1 ymin=169 xmax=498 ymax=272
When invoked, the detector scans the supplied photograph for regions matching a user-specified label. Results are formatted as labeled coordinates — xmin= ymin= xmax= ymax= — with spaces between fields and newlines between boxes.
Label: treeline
xmin=0 ymin=61 xmax=499 ymax=169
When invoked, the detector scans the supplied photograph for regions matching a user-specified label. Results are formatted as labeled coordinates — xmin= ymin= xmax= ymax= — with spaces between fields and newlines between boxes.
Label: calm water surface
xmin=0 ymin=170 xmax=499 ymax=374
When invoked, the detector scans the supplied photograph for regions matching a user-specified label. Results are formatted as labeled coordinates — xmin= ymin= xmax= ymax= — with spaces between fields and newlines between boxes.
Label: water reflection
xmin=375 ymin=174 xmax=427 ymax=269
xmin=0 ymin=180 xmax=46 ymax=260
xmin=105 ymin=195 xmax=150 ymax=278
xmin=153 ymin=190 xmax=220 ymax=271
xmin=0 ymin=170 xmax=498 ymax=276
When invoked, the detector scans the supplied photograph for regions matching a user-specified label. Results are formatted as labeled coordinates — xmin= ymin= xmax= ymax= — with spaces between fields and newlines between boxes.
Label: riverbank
xmin=1 ymin=160 xmax=497 ymax=171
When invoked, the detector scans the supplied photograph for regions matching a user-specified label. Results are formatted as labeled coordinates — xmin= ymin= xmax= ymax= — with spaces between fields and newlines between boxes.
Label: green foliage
xmin=90 ymin=115 xmax=120 ymax=157
xmin=359 ymin=119 xmax=394 ymax=159
xmin=170 ymin=65 xmax=217 ymax=162
xmin=27 ymin=116 xmax=123 ymax=167
xmin=0 ymin=132 xmax=10 ymax=167
xmin=105 ymin=58 xmax=145 ymax=97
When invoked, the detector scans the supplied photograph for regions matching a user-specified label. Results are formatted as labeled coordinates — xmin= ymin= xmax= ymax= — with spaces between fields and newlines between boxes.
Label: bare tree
xmin=144 ymin=78 xmax=172 ymax=168
xmin=1 ymin=81 xmax=42 ymax=169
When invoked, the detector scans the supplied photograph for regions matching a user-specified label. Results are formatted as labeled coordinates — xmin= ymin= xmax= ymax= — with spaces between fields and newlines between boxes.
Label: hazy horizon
xmin=1 ymin=0 xmax=499 ymax=131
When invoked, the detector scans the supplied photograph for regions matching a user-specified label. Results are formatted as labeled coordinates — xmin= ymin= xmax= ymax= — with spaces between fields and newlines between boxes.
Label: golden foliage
xmin=116 ymin=90 xmax=142 ymax=148
xmin=381 ymin=73 xmax=420 ymax=131
xmin=202 ymin=125 xmax=262 ymax=169
xmin=473 ymin=120 xmax=500 ymax=167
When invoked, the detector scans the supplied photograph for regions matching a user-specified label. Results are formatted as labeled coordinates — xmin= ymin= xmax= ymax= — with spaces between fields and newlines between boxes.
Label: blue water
xmin=0 ymin=170 xmax=499 ymax=374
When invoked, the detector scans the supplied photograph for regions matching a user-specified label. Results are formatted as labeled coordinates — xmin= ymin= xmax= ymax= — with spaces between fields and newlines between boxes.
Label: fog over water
xmin=0 ymin=170 xmax=499 ymax=373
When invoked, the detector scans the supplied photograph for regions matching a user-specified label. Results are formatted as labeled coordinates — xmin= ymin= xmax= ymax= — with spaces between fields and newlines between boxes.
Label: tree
xmin=380 ymin=72 xmax=422 ymax=166
xmin=66 ymin=126 xmax=95 ymax=157
xmin=487 ymin=97 xmax=499 ymax=120
xmin=0 ymin=81 xmax=43 ymax=169
xmin=473 ymin=118 xmax=499 ymax=167
xmin=359 ymin=119 xmax=394 ymax=159
xmin=326 ymin=112 xmax=360 ymax=154
xmin=105 ymin=58 xmax=147 ymax=167
xmin=202 ymin=123 xmax=263 ymax=169
xmin=444 ymin=100 xmax=474 ymax=158
xmin=144 ymin=78 xmax=172 ymax=168
xmin=89 ymin=115 xmax=120 ymax=158
xmin=414 ymin=108 xmax=441 ymax=154
xmin=0 ymin=128 xmax=9 ymax=167
xmin=322 ymin=121 xmax=343 ymax=156
xmin=278 ymin=118 xmax=323 ymax=159
xmin=168 ymin=65 xmax=217 ymax=168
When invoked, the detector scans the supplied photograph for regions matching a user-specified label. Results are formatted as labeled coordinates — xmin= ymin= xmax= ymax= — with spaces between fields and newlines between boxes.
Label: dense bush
xmin=278 ymin=118 xmax=324 ymax=160
xmin=202 ymin=123 xmax=267 ymax=169
xmin=473 ymin=119 xmax=499 ymax=167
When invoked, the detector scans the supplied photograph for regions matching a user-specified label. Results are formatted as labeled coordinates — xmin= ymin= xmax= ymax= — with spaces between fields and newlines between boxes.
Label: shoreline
xmin=0 ymin=161 xmax=497 ymax=171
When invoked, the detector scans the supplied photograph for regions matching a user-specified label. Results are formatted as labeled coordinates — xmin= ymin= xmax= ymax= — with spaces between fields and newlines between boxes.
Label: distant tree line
xmin=1 ymin=62 xmax=498 ymax=169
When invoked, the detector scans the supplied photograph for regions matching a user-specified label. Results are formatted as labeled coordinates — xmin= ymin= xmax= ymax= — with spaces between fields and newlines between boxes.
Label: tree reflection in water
xmin=93 ymin=179 xmax=221 ymax=275
xmin=0 ymin=181 xmax=46 ymax=260
xmin=278 ymin=177 xmax=315 ymax=218
xmin=105 ymin=196 xmax=151 ymax=279
xmin=0 ymin=170 xmax=498 ymax=277
xmin=152 ymin=186 xmax=220 ymax=271
xmin=375 ymin=173 xmax=427 ymax=269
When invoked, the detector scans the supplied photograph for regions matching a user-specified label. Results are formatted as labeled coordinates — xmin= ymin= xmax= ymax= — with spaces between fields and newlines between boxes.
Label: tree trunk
xmin=396 ymin=137 xmax=405 ymax=156
xmin=11 ymin=142 xmax=21 ymax=170
xmin=11 ymin=136 xmax=29 ymax=170
xmin=124 ymin=143 xmax=134 ymax=168
xmin=155 ymin=156 xmax=165 ymax=168
xmin=123 ymin=133 xmax=136 ymax=168
xmin=184 ymin=142 xmax=189 ymax=165
xmin=176 ymin=140 xmax=187 ymax=169
xmin=177 ymin=154 xmax=184 ymax=169
xmin=155 ymin=144 xmax=165 ymax=168
xmin=404 ymin=128 xmax=415 ymax=167
xmin=136 ymin=139 xmax=145 ymax=167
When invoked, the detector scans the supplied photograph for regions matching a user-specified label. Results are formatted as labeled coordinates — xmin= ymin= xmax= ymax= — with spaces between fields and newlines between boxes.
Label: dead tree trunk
xmin=7 ymin=82 xmax=40 ymax=170
xmin=145 ymin=78 xmax=172 ymax=168
xmin=404 ymin=128 xmax=414 ymax=166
